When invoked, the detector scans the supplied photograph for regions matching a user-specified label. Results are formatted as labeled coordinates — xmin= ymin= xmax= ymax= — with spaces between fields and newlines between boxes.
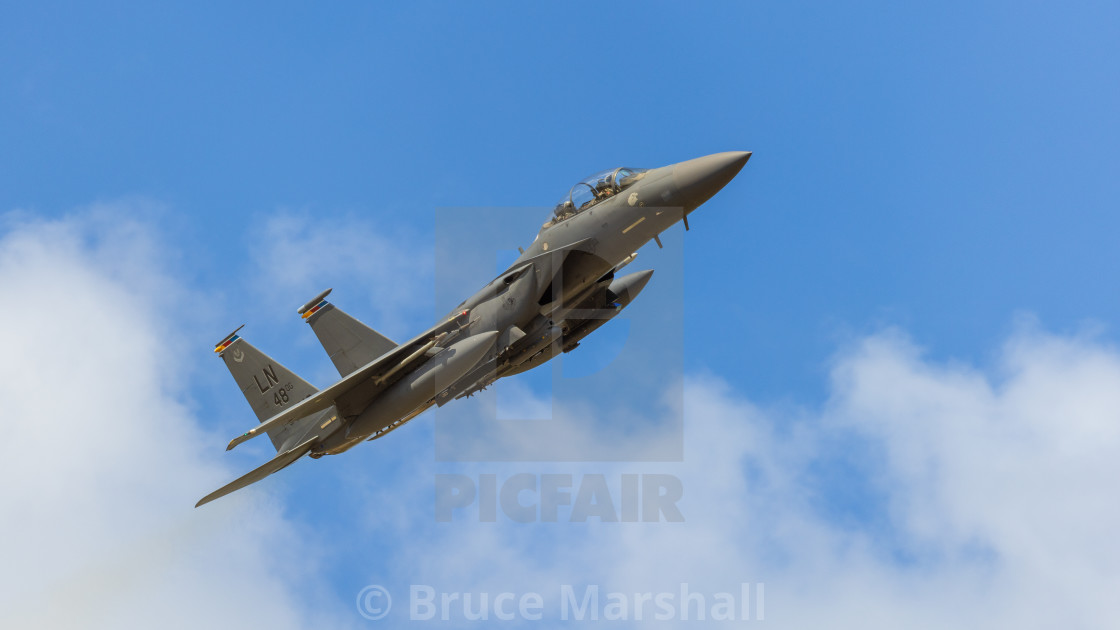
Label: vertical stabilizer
xmin=214 ymin=329 xmax=318 ymax=451
xmin=298 ymin=290 xmax=398 ymax=376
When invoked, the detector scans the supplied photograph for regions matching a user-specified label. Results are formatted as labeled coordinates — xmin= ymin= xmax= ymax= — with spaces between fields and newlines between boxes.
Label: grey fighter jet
xmin=198 ymin=151 xmax=751 ymax=507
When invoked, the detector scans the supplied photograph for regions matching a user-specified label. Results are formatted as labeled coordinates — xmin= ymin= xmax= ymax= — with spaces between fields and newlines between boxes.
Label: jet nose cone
xmin=672 ymin=151 xmax=751 ymax=210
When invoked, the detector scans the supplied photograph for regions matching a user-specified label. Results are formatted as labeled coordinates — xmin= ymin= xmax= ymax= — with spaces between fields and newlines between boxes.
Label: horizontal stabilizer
xmin=195 ymin=435 xmax=318 ymax=507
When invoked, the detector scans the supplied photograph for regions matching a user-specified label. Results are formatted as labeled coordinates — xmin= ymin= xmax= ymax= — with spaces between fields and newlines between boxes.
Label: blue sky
xmin=3 ymin=2 xmax=1120 ymax=628
xmin=6 ymin=1 xmax=1119 ymax=396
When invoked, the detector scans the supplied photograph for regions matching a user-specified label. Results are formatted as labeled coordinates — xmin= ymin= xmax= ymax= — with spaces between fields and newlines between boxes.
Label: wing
xmin=225 ymin=308 xmax=472 ymax=451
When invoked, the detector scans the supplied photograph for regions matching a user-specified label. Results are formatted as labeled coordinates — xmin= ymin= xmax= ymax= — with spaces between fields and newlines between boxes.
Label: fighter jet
xmin=198 ymin=151 xmax=751 ymax=507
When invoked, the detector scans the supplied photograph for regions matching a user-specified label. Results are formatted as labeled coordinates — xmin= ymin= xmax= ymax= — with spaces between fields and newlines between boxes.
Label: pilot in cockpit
xmin=551 ymin=167 xmax=648 ymax=226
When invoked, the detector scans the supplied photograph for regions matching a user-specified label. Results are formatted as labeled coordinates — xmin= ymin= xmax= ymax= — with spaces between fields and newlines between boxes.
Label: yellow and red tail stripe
xmin=213 ymin=324 xmax=245 ymax=354
xmin=301 ymin=299 xmax=328 ymax=319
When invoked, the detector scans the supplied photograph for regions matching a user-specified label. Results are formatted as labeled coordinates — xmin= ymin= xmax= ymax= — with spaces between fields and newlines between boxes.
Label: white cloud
xmin=0 ymin=206 xmax=350 ymax=630
xmin=7 ymin=203 xmax=1119 ymax=629
xmin=247 ymin=211 xmax=433 ymax=341
xmin=361 ymin=324 xmax=1120 ymax=628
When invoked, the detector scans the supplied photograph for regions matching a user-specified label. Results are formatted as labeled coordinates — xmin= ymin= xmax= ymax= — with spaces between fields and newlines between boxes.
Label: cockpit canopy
xmin=552 ymin=167 xmax=648 ymax=221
